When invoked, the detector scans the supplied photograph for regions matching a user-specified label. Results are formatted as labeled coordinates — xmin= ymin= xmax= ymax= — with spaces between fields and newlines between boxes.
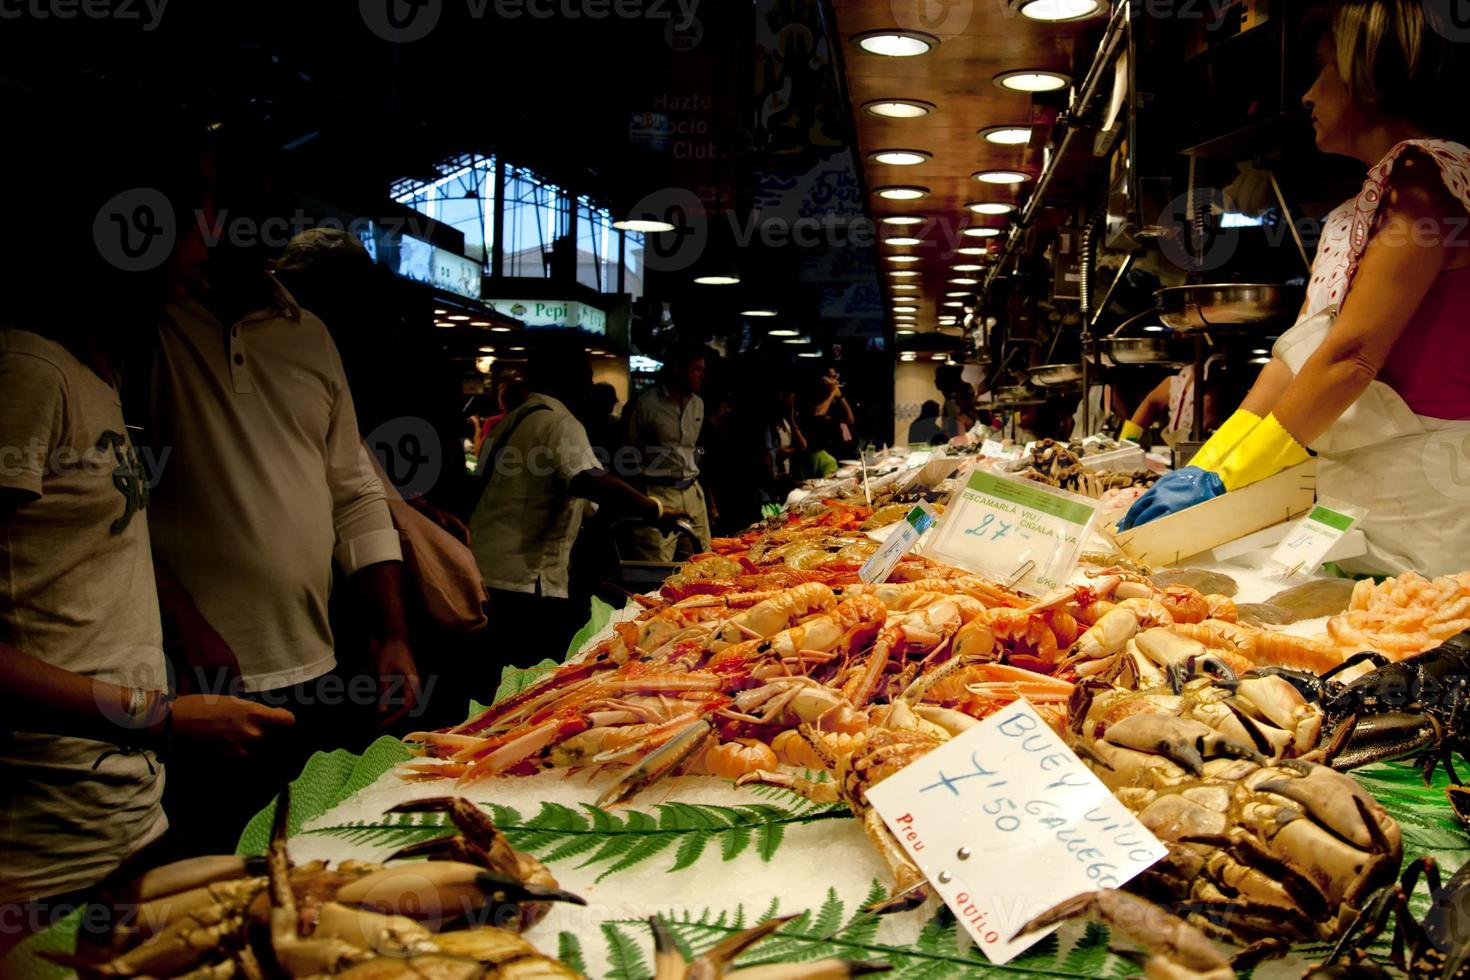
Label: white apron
xmin=1272 ymin=139 xmax=1470 ymax=577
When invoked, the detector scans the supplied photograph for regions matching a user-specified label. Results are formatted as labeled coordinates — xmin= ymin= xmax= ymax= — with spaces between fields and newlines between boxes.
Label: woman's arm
xmin=1271 ymin=155 xmax=1453 ymax=445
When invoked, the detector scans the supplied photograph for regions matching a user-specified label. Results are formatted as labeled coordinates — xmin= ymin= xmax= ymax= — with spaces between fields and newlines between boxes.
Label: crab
xmin=64 ymin=792 xmax=585 ymax=978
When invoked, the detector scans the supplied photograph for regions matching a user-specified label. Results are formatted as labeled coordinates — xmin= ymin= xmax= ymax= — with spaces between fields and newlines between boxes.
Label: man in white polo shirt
xmin=142 ymin=187 xmax=416 ymax=855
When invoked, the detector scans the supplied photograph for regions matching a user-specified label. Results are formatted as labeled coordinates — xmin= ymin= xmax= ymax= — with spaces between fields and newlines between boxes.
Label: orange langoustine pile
xmin=399 ymin=500 xmax=1338 ymax=808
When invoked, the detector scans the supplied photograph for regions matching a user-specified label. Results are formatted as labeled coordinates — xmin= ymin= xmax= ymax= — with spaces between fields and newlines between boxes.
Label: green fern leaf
xmin=669 ymin=828 xmax=711 ymax=872
xmin=600 ymin=922 xmax=647 ymax=980
xmin=302 ymin=812 xmax=449 ymax=849
xmin=720 ymin=822 xmax=751 ymax=861
xmin=595 ymin=831 xmax=679 ymax=882
xmin=1061 ymin=921 xmax=1111 ymax=976
xmin=556 ymin=931 xmax=587 ymax=977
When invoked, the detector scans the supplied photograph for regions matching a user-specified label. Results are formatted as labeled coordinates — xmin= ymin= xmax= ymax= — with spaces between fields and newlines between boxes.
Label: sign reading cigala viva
xmin=486 ymin=298 xmax=607 ymax=335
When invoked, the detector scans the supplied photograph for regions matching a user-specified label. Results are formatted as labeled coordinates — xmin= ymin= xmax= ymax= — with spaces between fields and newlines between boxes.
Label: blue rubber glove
xmin=1119 ymin=467 xmax=1225 ymax=530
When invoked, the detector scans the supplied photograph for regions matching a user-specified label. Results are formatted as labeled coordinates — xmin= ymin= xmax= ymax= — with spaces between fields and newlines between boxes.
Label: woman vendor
xmin=1122 ymin=0 xmax=1470 ymax=577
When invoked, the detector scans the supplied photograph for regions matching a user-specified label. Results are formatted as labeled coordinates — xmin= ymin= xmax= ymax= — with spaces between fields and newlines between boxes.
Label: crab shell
xmin=1075 ymin=710 xmax=1401 ymax=945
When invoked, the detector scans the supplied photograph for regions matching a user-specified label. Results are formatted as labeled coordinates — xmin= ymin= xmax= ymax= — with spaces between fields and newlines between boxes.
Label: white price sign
xmin=866 ymin=701 xmax=1167 ymax=965
xmin=1268 ymin=500 xmax=1364 ymax=577
xmin=859 ymin=503 xmax=937 ymax=583
xmin=924 ymin=468 xmax=1098 ymax=595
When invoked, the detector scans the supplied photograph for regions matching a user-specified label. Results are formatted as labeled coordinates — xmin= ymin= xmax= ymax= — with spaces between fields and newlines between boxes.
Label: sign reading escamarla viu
xmin=486 ymin=298 xmax=607 ymax=335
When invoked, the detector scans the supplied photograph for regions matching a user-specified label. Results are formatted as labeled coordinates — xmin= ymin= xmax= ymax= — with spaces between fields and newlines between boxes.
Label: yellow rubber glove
xmin=1213 ymin=412 xmax=1310 ymax=491
xmin=1188 ymin=409 xmax=1261 ymax=472
xmin=1119 ymin=419 xmax=1144 ymax=442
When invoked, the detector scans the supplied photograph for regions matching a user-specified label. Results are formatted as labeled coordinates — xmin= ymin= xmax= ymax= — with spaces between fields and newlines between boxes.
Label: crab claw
xmin=334 ymin=862 xmax=584 ymax=923
xmin=649 ymin=913 xmax=890 ymax=979
xmin=1013 ymin=890 xmax=1233 ymax=980
xmin=1102 ymin=714 xmax=1264 ymax=776
xmin=595 ymin=718 xmax=713 ymax=808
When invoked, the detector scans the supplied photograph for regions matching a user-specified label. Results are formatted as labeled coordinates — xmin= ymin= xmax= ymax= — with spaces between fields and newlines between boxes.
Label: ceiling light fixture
xmin=893 ymin=305 xmax=918 ymax=313
xmin=693 ymin=274 xmax=740 ymax=285
xmin=952 ymin=263 xmax=983 ymax=272
xmin=967 ymin=201 xmax=1016 ymax=215
xmin=980 ymin=126 xmax=1033 ymax=145
xmin=433 ymin=308 xmax=448 ymax=315
xmin=972 ymin=170 xmax=1029 ymax=185
xmin=478 ymin=346 xmax=494 ymax=353
xmin=942 ymin=301 xmax=964 ymax=307
xmin=612 ymin=217 xmax=676 ymax=232
xmin=885 ymin=236 xmax=923 ymax=246
xmin=782 ymin=337 xmax=808 ymax=345
xmin=797 ymin=351 xmax=822 ymax=358
xmin=949 ymin=277 xmax=979 ymax=285
xmin=881 ymin=215 xmax=924 ymax=226
xmin=962 ymin=227 xmax=1002 ymax=238
xmin=1019 ymin=0 xmax=1102 ymax=20
xmin=994 ymin=69 xmax=1071 ymax=92
xmin=945 ymin=291 xmax=971 ymax=297
xmin=862 ymin=99 xmax=935 ymax=118
xmin=890 ymin=269 xmax=920 ymax=278
xmin=875 ymin=185 xmax=929 ymax=201
xmin=956 ymin=246 xmax=989 ymax=256
xmin=447 ymin=315 xmax=471 ymax=321
xmin=852 ymin=30 xmax=938 ymax=57
xmin=490 ymin=326 xmax=513 ymax=333
xmin=896 ymin=328 xmax=916 ymax=335
xmin=768 ymin=328 xmax=799 ymax=337
xmin=870 ymin=149 xmax=931 ymax=166
xmin=891 ymin=284 xmax=919 ymax=291
xmin=740 ymin=308 xmax=778 ymax=317
xmin=886 ymin=254 xmax=921 ymax=263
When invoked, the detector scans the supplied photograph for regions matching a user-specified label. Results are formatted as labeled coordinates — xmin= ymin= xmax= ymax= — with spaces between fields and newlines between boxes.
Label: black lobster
xmin=1249 ymin=630 xmax=1470 ymax=825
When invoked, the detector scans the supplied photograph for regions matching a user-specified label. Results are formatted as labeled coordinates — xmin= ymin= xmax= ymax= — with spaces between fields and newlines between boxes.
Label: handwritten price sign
xmin=866 ymin=701 xmax=1166 ymax=964
xmin=924 ymin=468 xmax=1098 ymax=595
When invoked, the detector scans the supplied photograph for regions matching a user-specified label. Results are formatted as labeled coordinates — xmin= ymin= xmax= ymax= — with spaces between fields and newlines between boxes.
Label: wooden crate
xmin=1106 ymin=460 xmax=1317 ymax=568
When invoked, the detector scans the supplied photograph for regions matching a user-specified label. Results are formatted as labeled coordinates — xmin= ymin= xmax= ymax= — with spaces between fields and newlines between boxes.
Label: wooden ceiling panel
xmin=832 ymin=0 xmax=1101 ymax=333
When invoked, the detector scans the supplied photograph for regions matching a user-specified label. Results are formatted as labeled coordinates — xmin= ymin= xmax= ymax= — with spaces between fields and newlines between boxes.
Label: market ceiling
xmin=830 ymin=0 xmax=1100 ymax=339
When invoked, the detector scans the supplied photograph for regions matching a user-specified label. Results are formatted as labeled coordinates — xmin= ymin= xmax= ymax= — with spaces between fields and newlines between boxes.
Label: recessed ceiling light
xmin=957 ymin=246 xmax=989 ymax=256
xmin=433 ymin=308 xmax=448 ymax=315
xmin=509 ymin=345 xmax=526 ymax=351
xmin=900 ymin=351 xmax=918 ymax=360
xmin=470 ymin=320 xmax=492 ymax=327
xmin=741 ymin=308 xmax=778 ymax=317
xmin=885 ymin=236 xmax=923 ymax=246
xmin=490 ymin=326 xmax=513 ymax=332
xmin=768 ymin=328 xmax=799 ymax=337
xmin=1252 ymin=348 xmax=1269 ymax=355
xmin=893 ymin=305 xmax=918 ymax=313
xmin=980 ymin=126 xmax=1033 ymax=145
xmin=863 ymin=99 xmax=935 ymax=118
xmin=893 ymin=315 xmax=916 ymax=322
xmin=892 ymin=284 xmax=918 ymax=291
xmin=478 ymin=346 xmax=495 ymax=353
xmin=612 ymin=218 xmax=676 ymax=232
xmin=942 ymin=301 xmax=965 ymax=307
xmin=1019 ymin=0 xmax=1102 ymax=20
xmin=968 ymin=201 xmax=1016 ymax=215
xmin=693 ymin=274 xmax=740 ymax=285
xmin=1249 ymin=356 xmax=1270 ymax=364
xmin=435 ymin=321 xmax=454 ymax=328
xmin=875 ymin=186 xmax=929 ymax=201
xmin=870 ymin=149 xmax=931 ymax=166
xmin=937 ymin=317 xmax=957 ymax=324
xmin=962 ymin=227 xmax=1003 ymax=238
xmin=797 ymin=351 xmax=822 ymax=358
xmin=950 ymin=277 xmax=979 ymax=285
xmin=783 ymin=337 xmax=808 ymax=345
xmin=1143 ymin=325 xmax=1165 ymax=333
xmin=973 ymin=170 xmax=1029 ymax=185
xmin=953 ymin=264 xmax=983 ymax=272
xmin=994 ymin=69 xmax=1071 ymax=93
xmin=886 ymin=254 xmax=921 ymax=263
xmin=945 ymin=291 xmax=971 ymax=297
xmin=447 ymin=314 xmax=471 ymax=321
xmin=881 ymin=215 xmax=924 ymax=226
xmin=853 ymin=30 xmax=937 ymax=57
xmin=890 ymin=270 xmax=920 ymax=278
xmin=896 ymin=330 xmax=916 ymax=337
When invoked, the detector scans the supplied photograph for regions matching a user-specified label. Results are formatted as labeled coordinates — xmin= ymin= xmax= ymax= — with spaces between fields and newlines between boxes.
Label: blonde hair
xmin=1328 ymin=0 xmax=1463 ymax=134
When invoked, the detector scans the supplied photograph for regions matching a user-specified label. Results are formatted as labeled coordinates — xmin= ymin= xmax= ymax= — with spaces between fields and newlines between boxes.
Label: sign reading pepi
xmin=486 ymin=298 xmax=607 ymax=335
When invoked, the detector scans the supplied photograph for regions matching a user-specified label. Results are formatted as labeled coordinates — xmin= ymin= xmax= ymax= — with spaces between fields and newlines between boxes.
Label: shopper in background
xmin=1120 ymin=356 xmax=1224 ymax=447
xmin=907 ymin=400 xmax=944 ymax=445
xmin=581 ymin=382 xmax=622 ymax=465
xmin=0 ymin=104 xmax=290 ymax=952
xmin=141 ymin=136 xmax=417 ymax=856
xmin=804 ymin=366 xmax=856 ymax=454
xmin=468 ymin=334 xmax=685 ymax=673
xmin=625 ymin=345 xmax=712 ymax=561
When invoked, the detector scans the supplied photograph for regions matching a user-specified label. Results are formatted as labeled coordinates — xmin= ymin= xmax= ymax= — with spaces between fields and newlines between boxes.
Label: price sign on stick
xmin=866 ymin=700 xmax=1167 ymax=965
xmin=1268 ymin=499 xmax=1365 ymax=578
xmin=924 ymin=468 xmax=1098 ymax=595
xmin=859 ymin=503 xmax=938 ymax=583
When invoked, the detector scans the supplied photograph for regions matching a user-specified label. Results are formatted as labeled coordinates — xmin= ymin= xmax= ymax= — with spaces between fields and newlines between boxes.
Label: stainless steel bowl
xmin=1025 ymin=363 xmax=1085 ymax=387
xmin=991 ymin=385 xmax=1047 ymax=408
xmin=1154 ymin=283 xmax=1304 ymax=332
xmin=1100 ymin=335 xmax=1194 ymax=367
